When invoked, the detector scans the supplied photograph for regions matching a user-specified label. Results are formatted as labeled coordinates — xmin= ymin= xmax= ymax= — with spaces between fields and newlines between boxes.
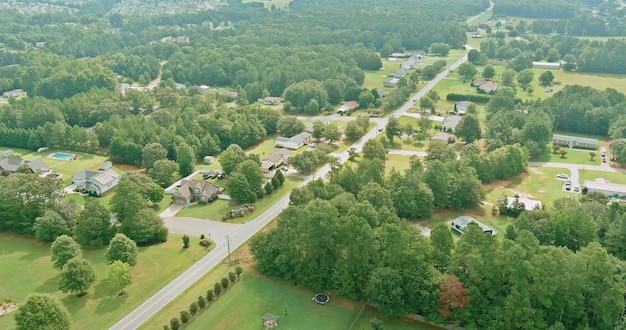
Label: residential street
xmin=528 ymin=161 xmax=626 ymax=190
xmin=110 ymin=5 xmax=491 ymax=330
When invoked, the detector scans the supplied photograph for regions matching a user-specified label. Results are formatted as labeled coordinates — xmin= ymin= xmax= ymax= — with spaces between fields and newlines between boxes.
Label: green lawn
xmin=363 ymin=59 xmax=399 ymax=91
xmin=535 ymin=147 xmax=600 ymax=165
xmin=385 ymin=154 xmax=415 ymax=174
xmin=176 ymin=177 xmax=302 ymax=223
xmin=580 ymin=170 xmax=626 ymax=186
xmin=21 ymin=150 xmax=109 ymax=185
xmin=353 ymin=307 xmax=445 ymax=330
xmin=245 ymin=135 xmax=279 ymax=158
xmin=0 ymin=233 xmax=212 ymax=330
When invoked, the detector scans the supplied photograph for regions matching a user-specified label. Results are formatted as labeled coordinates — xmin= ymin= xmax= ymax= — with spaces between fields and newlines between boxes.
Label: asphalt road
xmin=110 ymin=5 xmax=491 ymax=330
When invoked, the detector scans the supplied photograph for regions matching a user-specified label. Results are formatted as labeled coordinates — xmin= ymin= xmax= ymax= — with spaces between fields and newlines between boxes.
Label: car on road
xmin=565 ymin=183 xmax=571 ymax=191
xmin=603 ymin=158 xmax=607 ymax=163
xmin=378 ymin=127 xmax=383 ymax=132
xmin=556 ymin=174 xmax=569 ymax=179
xmin=281 ymin=166 xmax=289 ymax=172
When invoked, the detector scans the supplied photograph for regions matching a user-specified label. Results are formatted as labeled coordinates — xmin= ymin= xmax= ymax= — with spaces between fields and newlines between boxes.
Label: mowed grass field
xmin=579 ymin=170 xmax=626 ymax=185
xmin=142 ymin=244 xmax=446 ymax=330
xmin=0 ymin=233 xmax=212 ymax=330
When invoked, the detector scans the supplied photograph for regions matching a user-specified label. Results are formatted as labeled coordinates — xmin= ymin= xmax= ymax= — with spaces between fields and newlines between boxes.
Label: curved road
xmin=110 ymin=4 xmax=493 ymax=330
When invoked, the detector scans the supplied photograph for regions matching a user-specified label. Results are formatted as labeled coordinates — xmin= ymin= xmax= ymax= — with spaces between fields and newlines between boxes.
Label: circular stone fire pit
xmin=313 ymin=293 xmax=329 ymax=305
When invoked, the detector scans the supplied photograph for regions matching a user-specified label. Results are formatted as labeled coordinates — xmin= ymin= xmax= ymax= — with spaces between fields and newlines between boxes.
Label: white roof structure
xmin=584 ymin=178 xmax=626 ymax=196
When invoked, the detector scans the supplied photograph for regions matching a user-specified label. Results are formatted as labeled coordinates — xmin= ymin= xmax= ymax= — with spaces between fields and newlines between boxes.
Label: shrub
xmin=228 ymin=271 xmax=237 ymax=283
xmin=214 ymin=283 xmax=222 ymax=295
xmin=206 ymin=289 xmax=214 ymax=301
xmin=235 ymin=266 xmax=243 ymax=276
xmin=180 ymin=310 xmax=190 ymax=323
xmin=200 ymin=234 xmax=205 ymax=239
xmin=198 ymin=295 xmax=207 ymax=308
xmin=170 ymin=317 xmax=180 ymax=330
xmin=189 ymin=301 xmax=198 ymax=315
xmin=163 ymin=326 xmax=170 ymax=330
xmin=182 ymin=235 xmax=190 ymax=248
xmin=199 ymin=239 xmax=211 ymax=248
xmin=221 ymin=277 xmax=229 ymax=289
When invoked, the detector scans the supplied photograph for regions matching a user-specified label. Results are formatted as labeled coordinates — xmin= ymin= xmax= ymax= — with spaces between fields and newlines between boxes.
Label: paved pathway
xmin=402 ymin=112 xmax=445 ymax=122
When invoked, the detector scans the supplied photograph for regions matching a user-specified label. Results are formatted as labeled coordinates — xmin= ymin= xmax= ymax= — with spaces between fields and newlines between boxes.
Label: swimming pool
xmin=49 ymin=152 xmax=76 ymax=160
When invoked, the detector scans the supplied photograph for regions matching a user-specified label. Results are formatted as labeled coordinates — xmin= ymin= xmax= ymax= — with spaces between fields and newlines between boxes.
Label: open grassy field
xmin=363 ymin=58 xmax=399 ymax=91
xmin=0 ymin=233 xmax=212 ymax=330
xmin=385 ymin=154 xmax=416 ymax=174
xmin=579 ymin=170 xmax=626 ymax=185
xmin=142 ymin=244 xmax=445 ymax=330
xmin=535 ymin=147 xmax=601 ymax=165
xmin=176 ymin=177 xmax=302 ymax=223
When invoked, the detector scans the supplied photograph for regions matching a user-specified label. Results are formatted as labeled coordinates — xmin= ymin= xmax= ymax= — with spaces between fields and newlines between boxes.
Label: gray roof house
xmin=384 ymin=78 xmax=400 ymax=88
xmin=552 ymin=134 xmax=598 ymax=150
xmin=72 ymin=168 xmax=121 ymax=196
xmin=173 ymin=179 xmax=221 ymax=205
xmin=431 ymin=132 xmax=455 ymax=144
xmin=0 ymin=157 xmax=48 ymax=173
xmin=261 ymin=148 xmax=291 ymax=173
xmin=455 ymin=101 xmax=471 ymax=115
xmin=451 ymin=216 xmax=497 ymax=235
xmin=2 ymin=89 xmax=24 ymax=98
xmin=100 ymin=161 xmax=113 ymax=170
xmin=275 ymin=132 xmax=312 ymax=150
xmin=584 ymin=178 xmax=626 ymax=198
xmin=442 ymin=115 xmax=463 ymax=132
xmin=0 ymin=149 xmax=14 ymax=158
xmin=392 ymin=69 xmax=408 ymax=78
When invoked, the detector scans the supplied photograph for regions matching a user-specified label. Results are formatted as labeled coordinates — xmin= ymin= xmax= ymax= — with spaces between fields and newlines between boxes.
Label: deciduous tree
xmin=51 ymin=235 xmax=82 ymax=270
xmin=438 ymin=274 xmax=471 ymax=319
xmin=106 ymin=233 xmax=138 ymax=266
xmin=141 ymin=142 xmax=167 ymax=170
xmin=59 ymin=257 xmax=96 ymax=297
xmin=455 ymin=115 xmax=482 ymax=143
xmin=73 ymin=198 xmax=113 ymax=247
xmin=14 ymin=294 xmax=70 ymax=330
xmin=108 ymin=260 xmax=133 ymax=296
xmin=149 ymin=159 xmax=178 ymax=187
xmin=33 ymin=210 xmax=71 ymax=242
xmin=277 ymin=116 xmax=305 ymax=138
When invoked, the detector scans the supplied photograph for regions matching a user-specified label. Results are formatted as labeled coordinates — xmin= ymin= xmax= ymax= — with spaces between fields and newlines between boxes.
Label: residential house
xmin=72 ymin=168 xmax=121 ymax=196
xmin=305 ymin=118 xmax=332 ymax=132
xmin=376 ymin=89 xmax=387 ymax=98
xmin=455 ymin=101 xmax=471 ymax=115
xmin=471 ymin=79 xmax=487 ymax=87
xmin=442 ymin=115 xmax=463 ymax=132
xmin=430 ymin=132 xmax=455 ymax=144
xmin=338 ymin=101 xmax=359 ymax=114
xmin=477 ymin=81 xmax=499 ymax=94
xmin=0 ymin=157 xmax=48 ymax=173
xmin=584 ymin=178 xmax=626 ymax=198
xmin=203 ymin=156 xmax=215 ymax=164
xmin=384 ymin=78 xmax=400 ymax=88
xmin=506 ymin=197 xmax=542 ymax=211
xmin=174 ymin=83 xmax=186 ymax=90
xmin=172 ymin=179 xmax=221 ymax=205
xmin=392 ymin=69 xmax=408 ymax=78
xmin=552 ymin=134 xmax=598 ymax=149
xmin=275 ymin=132 xmax=312 ymax=150
xmin=2 ymin=89 xmax=24 ymax=98
xmin=533 ymin=61 xmax=560 ymax=70
xmin=451 ymin=216 xmax=497 ymax=235
xmin=257 ymin=97 xmax=282 ymax=105
xmin=260 ymin=148 xmax=291 ymax=173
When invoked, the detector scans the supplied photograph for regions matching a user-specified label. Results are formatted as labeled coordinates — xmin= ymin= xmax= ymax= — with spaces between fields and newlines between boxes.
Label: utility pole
xmin=226 ymin=235 xmax=231 ymax=266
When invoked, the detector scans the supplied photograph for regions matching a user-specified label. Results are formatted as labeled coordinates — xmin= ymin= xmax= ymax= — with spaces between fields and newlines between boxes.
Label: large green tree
xmin=141 ymin=142 xmax=167 ymax=170
xmin=59 ymin=257 xmax=96 ymax=297
xmin=14 ymin=294 xmax=70 ymax=330
xmin=108 ymin=260 xmax=133 ymax=296
xmin=149 ymin=159 xmax=178 ymax=187
xmin=106 ymin=233 xmax=138 ymax=266
xmin=33 ymin=210 xmax=71 ymax=242
xmin=73 ymin=198 xmax=113 ymax=247
xmin=51 ymin=235 xmax=82 ymax=270
xmin=455 ymin=115 xmax=482 ymax=143
xmin=277 ymin=116 xmax=305 ymax=138
xmin=175 ymin=142 xmax=195 ymax=177
xmin=218 ymin=144 xmax=246 ymax=175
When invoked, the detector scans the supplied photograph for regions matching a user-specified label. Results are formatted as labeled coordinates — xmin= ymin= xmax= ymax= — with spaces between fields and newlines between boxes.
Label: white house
xmin=2 ymin=89 xmax=24 ymax=98
xmin=72 ymin=168 xmax=121 ymax=196
xmin=275 ymin=132 xmax=312 ymax=150
xmin=552 ymin=134 xmax=598 ymax=149
xmin=451 ymin=216 xmax=497 ymax=235
xmin=584 ymin=178 xmax=626 ymax=198
xmin=533 ymin=61 xmax=560 ymax=70
xmin=455 ymin=101 xmax=471 ymax=115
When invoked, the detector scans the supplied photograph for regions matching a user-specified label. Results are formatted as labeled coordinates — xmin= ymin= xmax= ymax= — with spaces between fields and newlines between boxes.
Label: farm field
xmin=0 ymin=233 xmax=212 ymax=330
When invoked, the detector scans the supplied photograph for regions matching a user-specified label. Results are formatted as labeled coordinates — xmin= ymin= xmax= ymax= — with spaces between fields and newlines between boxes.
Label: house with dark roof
xmin=451 ymin=216 xmax=497 ymax=235
xmin=261 ymin=148 xmax=291 ymax=173
xmin=100 ymin=161 xmax=112 ymax=170
xmin=173 ymin=179 xmax=221 ymax=205
xmin=275 ymin=132 xmax=312 ymax=150
xmin=72 ymin=168 xmax=121 ymax=196
xmin=477 ymin=81 xmax=499 ymax=94
xmin=392 ymin=68 xmax=408 ymax=78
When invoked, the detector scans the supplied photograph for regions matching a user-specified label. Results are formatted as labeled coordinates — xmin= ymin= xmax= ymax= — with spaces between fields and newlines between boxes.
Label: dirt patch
xmin=483 ymin=172 xmax=528 ymax=191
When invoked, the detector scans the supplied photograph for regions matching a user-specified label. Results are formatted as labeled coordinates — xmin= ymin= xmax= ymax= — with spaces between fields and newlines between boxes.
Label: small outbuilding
xmin=100 ymin=161 xmax=113 ymax=171
xmin=262 ymin=313 xmax=279 ymax=328
xmin=203 ymin=156 xmax=215 ymax=164
xmin=430 ymin=132 xmax=455 ymax=144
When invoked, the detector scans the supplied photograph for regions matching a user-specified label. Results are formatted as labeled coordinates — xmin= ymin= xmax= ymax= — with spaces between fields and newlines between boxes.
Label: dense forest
xmin=252 ymin=158 xmax=626 ymax=329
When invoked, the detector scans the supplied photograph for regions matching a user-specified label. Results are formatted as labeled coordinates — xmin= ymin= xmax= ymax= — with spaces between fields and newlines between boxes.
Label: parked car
xmin=281 ymin=166 xmax=289 ymax=172
xmin=556 ymin=174 xmax=569 ymax=179
xmin=603 ymin=158 xmax=607 ymax=163
xmin=574 ymin=186 xmax=580 ymax=192
xmin=565 ymin=183 xmax=571 ymax=191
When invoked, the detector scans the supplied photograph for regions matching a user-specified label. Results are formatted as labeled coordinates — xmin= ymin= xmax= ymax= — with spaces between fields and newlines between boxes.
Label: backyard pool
xmin=49 ymin=152 xmax=76 ymax=160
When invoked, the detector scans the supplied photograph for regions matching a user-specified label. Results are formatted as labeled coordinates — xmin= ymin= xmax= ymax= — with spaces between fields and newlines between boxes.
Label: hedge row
xmin=446 ymin=93 xmax=491 ymax=103
xmin=163 ymin=266 xmax=243 ymax=330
